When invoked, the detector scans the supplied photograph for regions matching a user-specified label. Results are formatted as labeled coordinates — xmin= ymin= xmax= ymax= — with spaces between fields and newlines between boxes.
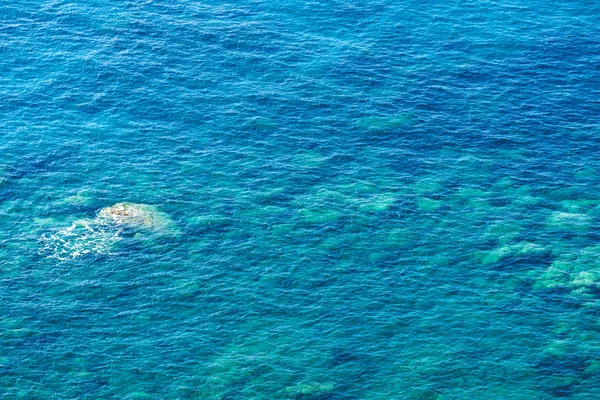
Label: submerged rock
xmin=97 ymin=203 xmax=177 ymax=234
xmin=571 ymin=271 xmax=600 ymax=288
xmin=358 ymin=193 xmax=397 ymax=212
xmin=299 ymin=208 xmax=341 ymax=224
xmin=583 ymin=360 xmax=600 ymax=376
xmin=417 ymin=197 xmax=442 ymax=212
xmin=40 ymin=202 xmax=178 ymax=259
xmin=478 ymin=242 xmax=546 ymax=265
xmin=533 ymin=261 xmax=572 ymax=291
xmin=546 ymin=211 xmax=591 ymax=232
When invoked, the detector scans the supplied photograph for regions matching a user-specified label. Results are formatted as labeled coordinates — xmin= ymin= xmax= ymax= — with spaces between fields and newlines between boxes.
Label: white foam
xmin=39 ymin=219 xmax=122 ymax=260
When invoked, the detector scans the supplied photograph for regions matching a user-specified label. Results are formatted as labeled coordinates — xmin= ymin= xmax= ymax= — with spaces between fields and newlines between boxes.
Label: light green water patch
xmin=451 ymin=386 xmax=548 ymax=400
xmin=338 ymin=181 xmax=378 ymax=195
xmin=124 ymin=392 xmax=153 ymax=400
xmin=503 ymin=184 xmax=533 ymax=198
xmin=454 ymin=187 xmax=489 ymax=201
xmin=0 ymin=166 xmax=7 ymax=187
xmin=391 ymin=344 xmax=469 ymax=396
xmin=187 ymin=214 xmax=233 ymax=229
xmin=236 ymin=205 xmax=289 ymax=224
xmin=575 ymin=167 xmax=598 ymax=181
xmin=438 ymin=147 xmax=462 ymax=159
xmin=587 ymin=204 xmax=600 ymax=219
xmin=552 ymin=321 xmax=574 ymax=336
xmin=268 ymin=222 xmax=295 ymax=237
xmin=297 ymin=206 xmax=342 ymax=224
xmin=478 ymin=246 xmax=513 ymax=265
xmin=478 ymin=242 xmax=546 ymax=265
xmin=243 ymin=116 xmax=277 ymax=130
xmin=53 ymin=189 xmax=96 ymax=207
xmin=543 ymin=339 xmax=578 ymax=360
xmin=301 ymin=175 xmax=402 ymax=216
xmin=417 ymin=197 xmax=442 ymax=212
xmin=512 ymin=194 xmax=541 ymax=207
xmin=386 ymin=226 xmax=421 ymax=249
xmin=491 ymin=177 xmax=516 ymax=190
xmin=412 ymin=177 xmax=445 ymax=196
xmin=547 ymin=187 xmax=586 ymax=202
xmin=414 ymin=252 xmax=451 ymax=268
xmin=482 ymin=220 xmax=523 ymax=244
xmin=567 ymin=245 xmax=600 ymax=291
xmin=583 ymin=360 xmax=600 ymax=377
xmin=357 ymin=193 xmax=397 ymax=212
xmin=533 ymin=261 xmax=573 ymax=291
xmin=533 ymin=245 xmax=600 ymax=293
xmin=292 ymin=189 xmax=345 ymax=224
xmin=0 ymin=317 xmax=39 ymax=340
xmin=318 ymin=235 xmax=347 ymax=251
xmin=490 ymin=178 xmax=531 ymax=204
xmin=290 ymin=150 xmax=327 ymax=168
xmin=546 ymin=211 xmax=592 ymax=233
xmin=293 ymin=188 xmax=349 ymax=223
xmin=33 ymin=217 xmax=63 ymax=230
xmin=571 ymin=271 xmax=600 ymax=290
xmin=198 ymin=326 xmax=335 ymax=399
xmin=285 ymin=382 xmax=334 ymax=397
xmin=560 ymin=199 xmax=600 ymax=213
xmin=253 ymin=186 xmax=287 ymax=203
xmin=450 ymin=186 xmax=491 ymax=211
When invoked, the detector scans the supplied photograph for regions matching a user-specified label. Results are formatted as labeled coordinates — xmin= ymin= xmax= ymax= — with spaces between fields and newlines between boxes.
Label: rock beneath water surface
xmin=533 ymin=261 xmax=572 ymax=291
xmin=546 ymin=211 xmax=591 ymax=232
xmin=41 ymin=202 xmax=178 ymax=259
xmin=98 ymin=202 xmax=177 ymax=234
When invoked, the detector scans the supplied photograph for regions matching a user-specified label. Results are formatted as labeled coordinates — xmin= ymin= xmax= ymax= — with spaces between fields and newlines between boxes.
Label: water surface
xmin=2 ymin=0 xmax=600 ymax=398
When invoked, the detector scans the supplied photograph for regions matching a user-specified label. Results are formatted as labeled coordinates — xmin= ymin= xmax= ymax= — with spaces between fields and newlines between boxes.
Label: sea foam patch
xmin=40 ymin=219 xmax=122 ymax=260
xmin=40 ymin=203 xmax=177 ymax=260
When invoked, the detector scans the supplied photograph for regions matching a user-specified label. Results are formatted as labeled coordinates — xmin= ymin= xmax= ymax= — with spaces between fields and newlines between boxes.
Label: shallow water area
xmin=2 ymin=0 xmax=600 ymax=398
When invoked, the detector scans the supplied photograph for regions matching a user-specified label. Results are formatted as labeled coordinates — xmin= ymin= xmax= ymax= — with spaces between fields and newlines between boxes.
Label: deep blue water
xmin=2 ymin=0 xmax=600 ymax=398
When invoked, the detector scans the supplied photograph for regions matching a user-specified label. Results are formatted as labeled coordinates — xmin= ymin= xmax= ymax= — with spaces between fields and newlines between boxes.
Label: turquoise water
xmin=2 ymin=1 xmax=600 ymax=398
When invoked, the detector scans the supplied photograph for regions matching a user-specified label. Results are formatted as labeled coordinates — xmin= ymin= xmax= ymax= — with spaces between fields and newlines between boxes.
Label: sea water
xmin=2 ymin=0 xmax=600 ymax=398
